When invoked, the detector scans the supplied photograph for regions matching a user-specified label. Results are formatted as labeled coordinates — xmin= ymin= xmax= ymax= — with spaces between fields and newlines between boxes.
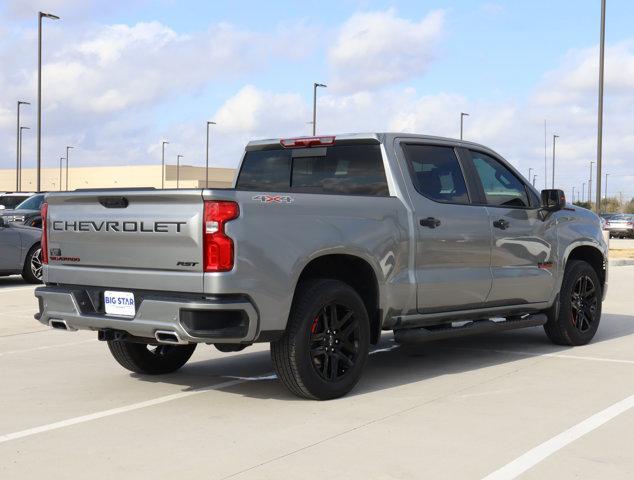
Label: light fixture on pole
xmin=595 ymin=0 xmax=606 ymax=212
xmin=65 ymin=146 xmax=73 ymax=191
xmin=176 ymin=154 xmax=183 ymax=189
xmin=312 ymin=83 xmax=327 ymax=136
xmin=205 ymin=121 xmax=216 ymax=188
xmin=18 ymin=126 xmax=30 ymax=191
xmin=551 ymin=134 xmax=559 ymax=188
xmin=16 ymin=101 xmax=30 ymax=191
xmin=460 ymin=112 xmax=469 ymax=140
xmin=161 ymin=140 xmax=169 ymax=189
xmin=36 ymin=11 xmax=60 ymax=192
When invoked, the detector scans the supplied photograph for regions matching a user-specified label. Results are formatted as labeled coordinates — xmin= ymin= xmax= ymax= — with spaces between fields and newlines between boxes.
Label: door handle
xmin=493 ymin=219 xmax=509 ymax=230
xmin=420 ymin=217 xmax=441 ymax=228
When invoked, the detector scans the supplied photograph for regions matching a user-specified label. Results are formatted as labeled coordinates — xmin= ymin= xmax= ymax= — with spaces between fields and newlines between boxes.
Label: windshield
xmin=15 ymin=194 xmax=44 ymax=211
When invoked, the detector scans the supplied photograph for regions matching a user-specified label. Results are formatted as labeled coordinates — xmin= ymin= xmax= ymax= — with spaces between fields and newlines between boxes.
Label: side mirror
xmin=541 ymin=189 xmax=566 ymax=211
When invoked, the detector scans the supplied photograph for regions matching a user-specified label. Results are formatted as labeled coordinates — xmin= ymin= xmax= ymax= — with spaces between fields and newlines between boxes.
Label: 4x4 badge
xmin=252 ymin=194 xmax=294 ymax=204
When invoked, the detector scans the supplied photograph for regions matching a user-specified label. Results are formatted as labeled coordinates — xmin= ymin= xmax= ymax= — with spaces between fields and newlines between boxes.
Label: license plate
xmin=104 ymin=291 xmax=136 ymax=317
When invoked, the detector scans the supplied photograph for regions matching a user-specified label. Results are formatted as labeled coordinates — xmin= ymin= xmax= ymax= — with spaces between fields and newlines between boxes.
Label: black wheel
xmin=107 ymin=340 xmax=196 ymax=374
xmin=22 ymin=244 xmax=43 ymax=284
xmin=271 ymin=279 xmax=370 ymax=400
xmin=544 ymin=260 xmax=602 ymax=346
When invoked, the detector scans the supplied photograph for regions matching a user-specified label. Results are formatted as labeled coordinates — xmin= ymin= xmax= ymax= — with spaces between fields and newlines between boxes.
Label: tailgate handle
xmin=98 ymin=196 xmax=129 ymax=208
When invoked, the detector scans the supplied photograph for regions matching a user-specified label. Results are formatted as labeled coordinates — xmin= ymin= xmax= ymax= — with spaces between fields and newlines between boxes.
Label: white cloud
xmin=328 ymin=9 xmax=445 ymax=93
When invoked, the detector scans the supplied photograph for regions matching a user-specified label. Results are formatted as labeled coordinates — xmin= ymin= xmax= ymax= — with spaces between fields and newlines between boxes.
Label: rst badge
xmin=251 ymin=194 xmax=294 ymax=204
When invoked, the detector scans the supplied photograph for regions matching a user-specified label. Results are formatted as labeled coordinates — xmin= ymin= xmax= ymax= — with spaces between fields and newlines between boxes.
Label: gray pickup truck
xmin=35 ymin=133 xmax=608 ymax=399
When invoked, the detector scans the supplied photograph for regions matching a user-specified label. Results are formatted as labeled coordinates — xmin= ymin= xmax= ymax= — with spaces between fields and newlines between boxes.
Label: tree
xmin=625 ymin=199 xmax=634 ymax=214
xmin=573 ymin=201 xmax=592 ymax=210
xmin=599 ymin=197 xmax=621 ymax=213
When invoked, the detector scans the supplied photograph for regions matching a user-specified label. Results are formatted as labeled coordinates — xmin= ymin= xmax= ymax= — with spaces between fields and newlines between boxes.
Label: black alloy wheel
xmin=309 ymin=303 xmax=360 ymax=382
xmin=570 ymin=274 xmax=598 ymax=333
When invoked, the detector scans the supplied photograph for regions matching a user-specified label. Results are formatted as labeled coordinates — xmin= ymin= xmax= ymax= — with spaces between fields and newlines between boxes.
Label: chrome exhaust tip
xmin=154 ymin=330 xmax=187 ymax=345
xmin=49 ymin=319 xmax=77 ymax=331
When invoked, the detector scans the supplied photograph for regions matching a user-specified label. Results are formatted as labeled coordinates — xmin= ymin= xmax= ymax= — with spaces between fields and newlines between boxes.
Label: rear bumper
xmin=34 ymin=285 xmax=260 ymax=344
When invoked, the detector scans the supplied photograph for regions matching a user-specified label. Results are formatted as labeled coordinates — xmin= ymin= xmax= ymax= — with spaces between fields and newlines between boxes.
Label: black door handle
xmin=493 ymin=219 xmax=509 ymax=230
xmin=420 ymin=217 xmax=441 ymax=228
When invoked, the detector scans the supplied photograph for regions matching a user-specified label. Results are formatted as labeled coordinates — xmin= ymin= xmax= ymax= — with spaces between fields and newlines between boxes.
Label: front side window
xmin=470 ymin=151 xmax=529 ymax=208
xmin=402 ymin=144 xmax=469 ymax=204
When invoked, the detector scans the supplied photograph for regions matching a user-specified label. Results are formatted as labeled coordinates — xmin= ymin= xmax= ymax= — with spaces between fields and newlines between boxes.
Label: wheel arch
xmin=293 ymin=253 xmax=382 ymax=344
xmin=564 ymin=244 xmax=606 ymax=293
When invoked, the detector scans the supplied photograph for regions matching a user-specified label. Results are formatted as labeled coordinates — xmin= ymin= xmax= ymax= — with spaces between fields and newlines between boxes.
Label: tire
xmin=544 ymin=260 xmax=602 ymax=346
xmin=271 ymin=279 xmax=370 ymax=400
xmin=22 ymin=244 xmax=43 ymax=284
xmin=107 ymin=340 xmax=196 ymax=375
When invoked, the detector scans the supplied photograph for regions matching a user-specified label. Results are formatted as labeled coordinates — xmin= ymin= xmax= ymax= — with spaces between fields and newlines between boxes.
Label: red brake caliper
xmin=310 ymin=316 xmax=319 ymax=334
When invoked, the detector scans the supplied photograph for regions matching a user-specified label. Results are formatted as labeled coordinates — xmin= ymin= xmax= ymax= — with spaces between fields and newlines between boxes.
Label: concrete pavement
xmin=1 ymin=268 xmax=633 ymax=479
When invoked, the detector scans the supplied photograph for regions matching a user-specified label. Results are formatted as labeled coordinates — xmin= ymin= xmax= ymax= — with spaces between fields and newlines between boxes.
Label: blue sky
xmin=0 ymin=0 xmax=633 ymax=200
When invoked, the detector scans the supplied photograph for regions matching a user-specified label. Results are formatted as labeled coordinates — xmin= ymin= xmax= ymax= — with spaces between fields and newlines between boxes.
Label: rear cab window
xmin=236 ymin=143 xmax=389 ymax=196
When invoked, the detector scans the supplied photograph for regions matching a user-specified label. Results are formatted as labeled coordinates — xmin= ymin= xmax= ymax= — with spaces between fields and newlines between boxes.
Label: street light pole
xmin=460 ymin=112 xmax=469 ymax=140
xmin=596 ymin=0 xmax=606 ymax=213
xmin=19 ymin=126 xmax=30 ymax=191
xmin=205 ymin=121 xmax=216 ymax=188
xmin=544 ymin=119 xmax=547 ymax=189
xmin=16 ymin=101 xmax=30 ymax=191
xmin=551 ymin=134 xmax=559 ymax=188
xmin=572 ymin=186 xmax=576 ymax=203
xmin=604 ymin=173 xmax=609 ymax=203
xmin=161 ymin=141 xmax=169 ymax=189
xmin=312 ymin=83 xmax=327 ymax=136
xmin=36 ymin=11 xmax=60 ymax=192
xmin=528 ymin=167 xmax=533 ymax=183
xmin=65 ymin=146 xmax=73 ymax=191
xmin=59 ymin=157 xmax=64 ymax=191
xmin=589 ymin=161 xmax=594 ymax=208
xmin=176 ymin=154 xmax=183 ymax=189
xmin=582 ymin=183 xmax=586 ymax=203
xmin=532 ymin=174 xmax=537 ymax=187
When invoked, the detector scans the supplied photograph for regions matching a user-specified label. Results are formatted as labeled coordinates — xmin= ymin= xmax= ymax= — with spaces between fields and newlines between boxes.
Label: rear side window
xmin=469 ymin=151 xmax=529 ymax=208
xmin=237 ymin=144 xmax=388 ymax=196
xmin=235 ymin=150 xmax=291 ymax=191
xmin=402 ymin=144 xmax=469 ymax=204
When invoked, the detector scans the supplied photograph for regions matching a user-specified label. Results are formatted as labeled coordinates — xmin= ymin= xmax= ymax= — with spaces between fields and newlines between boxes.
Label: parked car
xmin=0 ymin=193 xmax=46 ymax=228
xmin=0 ymin=217 xmax=43 ymax=283
xmin=0 ymin=192 xmax=34 ymax=210
xmin=605 ymin=214 xmax=634 ymax=238
xmin=34 ymin=133 xmax=607 ymax=399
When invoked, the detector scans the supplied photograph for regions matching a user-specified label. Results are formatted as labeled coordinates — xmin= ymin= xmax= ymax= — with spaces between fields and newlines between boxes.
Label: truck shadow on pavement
xmin=0 ymin=275 xmax=32 ymax=288
xmin=133 ymin=312 xmax=634 ymax=401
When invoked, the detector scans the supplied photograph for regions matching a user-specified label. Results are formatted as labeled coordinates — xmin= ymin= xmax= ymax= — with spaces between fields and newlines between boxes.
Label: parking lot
xmin=0 ymin=264 xmax=633 ymax=479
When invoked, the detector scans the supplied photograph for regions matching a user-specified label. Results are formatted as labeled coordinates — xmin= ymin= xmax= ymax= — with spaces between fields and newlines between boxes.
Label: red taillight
xmin=203 ymin=201 xmax=239 ymax=272
xmin=280 ymin=136 xmax=335 ymax=148
xmin=41 ymin=202 xmax=48 ymax=264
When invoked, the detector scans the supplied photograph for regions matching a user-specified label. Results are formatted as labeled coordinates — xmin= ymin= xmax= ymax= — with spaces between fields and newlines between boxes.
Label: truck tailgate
xmin=45 ymin=190 xmax=205 ymax=293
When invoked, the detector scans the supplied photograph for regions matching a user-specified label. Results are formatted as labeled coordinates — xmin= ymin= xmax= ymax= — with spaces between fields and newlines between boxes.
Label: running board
xmin=393 ymin=314 xmax=547 ymax=344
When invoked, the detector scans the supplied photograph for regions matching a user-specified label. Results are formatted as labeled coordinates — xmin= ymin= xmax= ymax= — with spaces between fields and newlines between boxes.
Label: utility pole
xmin=312 ymin=83 xmax=327 ymax=136
xmin=65 ymin=146 xmax=73 ymax=191
xmin=59 ymin=157 xmax=64 ymax=191
xmin=460 ymin=112 xmax=469 ymax=140
xmin=551 ymin=134 xmax=559 ymax=189
xmin=589 ymin=161 xmax=594 ymax=209
xmin=176 ymin=154 xmax=183 ymax=188
xmin=161 ymin=141 xmax=168 ymax=189
xmin=205 ymin=121 xmax=216 ymax=188
xmin=16 ymin=101 xmax=30 ymax=191
xmin=544 ymin=119 xmax=548 ymax=189
xmin=18 ymin=126 xmax=30 ymax=191
xmin=595 ymin=0 xmax=606 ymax=212
xmin=36 ymin=11 xmax=60 ymax=192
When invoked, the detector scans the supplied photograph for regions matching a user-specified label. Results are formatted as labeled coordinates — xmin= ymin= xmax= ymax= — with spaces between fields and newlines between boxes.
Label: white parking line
xmin=452 ymin=347 xmax=634 ymax=365
xmin=482 ymin=394 xmax=634 ymax=480
xmin=0 ymin=339 xmax=98 ymax=357
xmin=0 ymin=378 xmax=246 ymax=445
